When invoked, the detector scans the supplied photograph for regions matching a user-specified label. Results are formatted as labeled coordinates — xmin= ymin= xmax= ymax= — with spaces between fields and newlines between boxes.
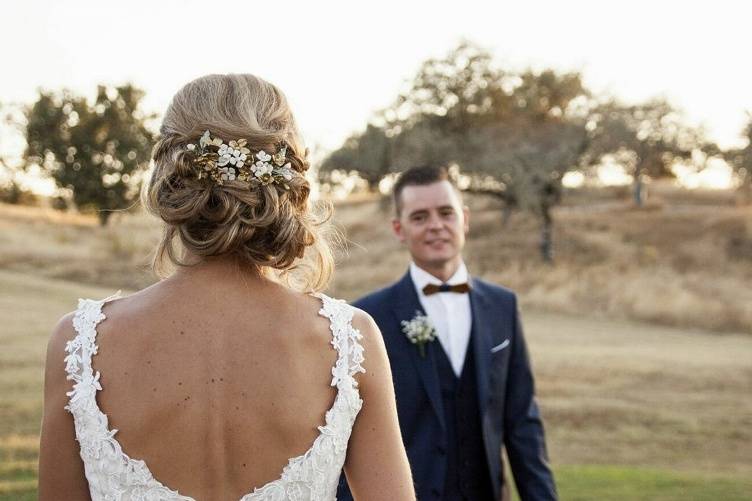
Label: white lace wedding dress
xmin=64 ymin=292 xmax=365 ymax=501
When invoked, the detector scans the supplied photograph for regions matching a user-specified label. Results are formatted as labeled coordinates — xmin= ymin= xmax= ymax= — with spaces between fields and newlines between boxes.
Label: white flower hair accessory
xmin=185 ymin=130 xmax=297 ymax=190
xmin=401 ymin=311 xmax=437 ymax=358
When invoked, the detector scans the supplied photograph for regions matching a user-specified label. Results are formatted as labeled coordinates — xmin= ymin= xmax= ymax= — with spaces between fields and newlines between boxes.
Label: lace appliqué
xmin=64 ymin=292 xmax=364 ymax=501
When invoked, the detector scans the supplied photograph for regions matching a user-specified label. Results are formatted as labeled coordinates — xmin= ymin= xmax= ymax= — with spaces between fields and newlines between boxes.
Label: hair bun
xmin=143 ymin=74 xmax=334 ymax=292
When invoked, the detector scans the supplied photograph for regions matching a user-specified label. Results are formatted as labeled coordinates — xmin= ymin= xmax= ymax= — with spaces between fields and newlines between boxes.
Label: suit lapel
xmin=391 ymin=271 xmax=446 ymax=431
xmin=470 ymin=278 xmax=493 ymax=419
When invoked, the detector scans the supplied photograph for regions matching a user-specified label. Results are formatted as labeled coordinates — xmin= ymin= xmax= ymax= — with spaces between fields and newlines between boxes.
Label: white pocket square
xmin=490 ymin=339 xmax=510 ymax=353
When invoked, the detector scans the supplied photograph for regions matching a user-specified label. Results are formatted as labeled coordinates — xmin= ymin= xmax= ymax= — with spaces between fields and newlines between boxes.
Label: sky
xmin=1 ymin=0 xmax=750 ymax=190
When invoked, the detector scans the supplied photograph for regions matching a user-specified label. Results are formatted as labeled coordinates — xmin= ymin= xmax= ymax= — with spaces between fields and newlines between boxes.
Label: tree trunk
xmin=378 ymin=193 xmax=392 ymax=213
xmin=539 ymin=205 xmax=554 ymax=263
xmin=735 ymin=178 xmax=752 ymax=205
xmin=633 ymin=164 xmax=645 ymax=207
xmin=501 ymin=203 xmax=514 ymax=227
xmin=98 ymin=210 xmax=111 ymax=226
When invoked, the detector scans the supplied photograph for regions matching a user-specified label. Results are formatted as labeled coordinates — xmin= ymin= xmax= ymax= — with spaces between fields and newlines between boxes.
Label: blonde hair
xmin=143 ymin=74 xmax=334 ymax=292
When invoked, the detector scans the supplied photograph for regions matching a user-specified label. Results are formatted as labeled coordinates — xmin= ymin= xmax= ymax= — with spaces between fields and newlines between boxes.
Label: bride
xmin=37 ymin=74 xmax=415 ymax=500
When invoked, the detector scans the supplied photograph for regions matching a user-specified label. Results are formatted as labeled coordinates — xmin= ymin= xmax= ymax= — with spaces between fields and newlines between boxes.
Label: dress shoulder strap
xmin=314 ymin=293 xmax=366 ymax=388
xmin=64 ymin=292 xmax=121 ymax=413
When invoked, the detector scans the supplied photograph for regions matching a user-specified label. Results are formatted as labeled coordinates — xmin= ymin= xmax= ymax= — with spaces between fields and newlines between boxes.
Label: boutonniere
xmin=401 ymin=311 xmax=437 ymax=358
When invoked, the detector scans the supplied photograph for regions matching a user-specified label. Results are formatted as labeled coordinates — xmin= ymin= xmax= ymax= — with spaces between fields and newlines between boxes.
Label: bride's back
xmin=93 ymin=269 xmax=337 ymax=499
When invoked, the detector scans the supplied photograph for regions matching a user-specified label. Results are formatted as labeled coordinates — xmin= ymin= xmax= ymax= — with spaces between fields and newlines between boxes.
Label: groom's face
xmin=392 ymin=180 xmax=469 ymax=270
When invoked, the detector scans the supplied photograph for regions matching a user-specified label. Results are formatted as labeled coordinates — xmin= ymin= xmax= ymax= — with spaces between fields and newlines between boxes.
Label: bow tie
xmin=422 ymin=282 xmax=471 ymax=295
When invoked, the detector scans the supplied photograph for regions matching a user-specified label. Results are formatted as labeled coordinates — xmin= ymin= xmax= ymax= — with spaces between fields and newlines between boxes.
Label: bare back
xmin=85 ymin=274 xmax=339 ymax=499
xmin=39 ymin=262 xmax=416 ymax=501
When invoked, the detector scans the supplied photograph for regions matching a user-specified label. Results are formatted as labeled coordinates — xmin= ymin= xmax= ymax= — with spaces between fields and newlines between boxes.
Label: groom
xmin=338 ymin=165 xmax=557 ymax=500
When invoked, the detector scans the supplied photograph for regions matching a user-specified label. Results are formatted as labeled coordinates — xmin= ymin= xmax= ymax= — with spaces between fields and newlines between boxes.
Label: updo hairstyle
xmin=143 ymin=74 xmax=333 ymax=291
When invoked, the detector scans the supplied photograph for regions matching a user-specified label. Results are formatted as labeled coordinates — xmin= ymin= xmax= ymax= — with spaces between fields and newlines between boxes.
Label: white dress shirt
xmin=410 ymin=261 xmax=472 ymax=376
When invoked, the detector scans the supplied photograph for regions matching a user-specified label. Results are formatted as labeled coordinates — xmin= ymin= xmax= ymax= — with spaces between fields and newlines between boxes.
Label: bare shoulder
xmin=349 ymin=307 xmax=391 ymax=386
xmin=46 ymin=311 xmax=78 ymax=373
xmin=42 ymin=311 xmax=78 ymax=419
xmin=351 ymin=307 xmax=380 ymax=339
xmin=351 ymin=307 xmax=387 ymax=353
xmin=39 ymin=310 xmax=92 ymax=497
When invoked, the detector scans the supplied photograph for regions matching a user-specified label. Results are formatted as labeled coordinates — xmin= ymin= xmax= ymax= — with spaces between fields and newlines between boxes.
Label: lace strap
xmin=64 ymin=292 xmax=121 ymax=412
xmin=316 ymin=294 xmax=365 ymax=388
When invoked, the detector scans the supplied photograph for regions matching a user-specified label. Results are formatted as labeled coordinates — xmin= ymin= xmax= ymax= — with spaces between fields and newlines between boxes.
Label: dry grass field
xmin=1 ymin=188 xmax=751 ymax=499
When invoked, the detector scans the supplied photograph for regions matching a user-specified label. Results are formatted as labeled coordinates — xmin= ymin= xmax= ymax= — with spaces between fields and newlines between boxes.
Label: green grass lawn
xmin=5 ymin=464 xmax=752 ymax=500
xmin=556 ymin=465 xmax=752 ymax=501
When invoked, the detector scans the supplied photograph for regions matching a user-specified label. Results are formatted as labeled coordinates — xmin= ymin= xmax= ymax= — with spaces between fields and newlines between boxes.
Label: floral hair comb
xmin=185 ymin=130 xmax=296 ymax=189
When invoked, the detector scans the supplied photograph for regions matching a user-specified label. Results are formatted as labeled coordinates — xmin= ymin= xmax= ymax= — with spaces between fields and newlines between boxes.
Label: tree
xmin=0 ymin=157 xmax=22 ymax=204
xmin=472 ymin=68 xmax=591 ymax=254
xmin=393 ymin=40 xmax=510 ymax=158
xmin=23 ymin=84 xmax=155 ymax=224
xmin=0 ymin=103 xmax=35 ymax=205
xmin=725 ymin=115 xmax=752 ymax=202
xmin=324 ymin=41 xmax=594 ymax=261
xmin=467 ymin=119 xmax=589 ymax=262
xmin=587 ymin=98 xmax=701 ymax=206
xmin=320 ymin=124 xmax=392 ymax=192
xmin=390 ymin=119 xmax=459 ymax=170
xmin=394 ymin=42 xmax=591 ymax=261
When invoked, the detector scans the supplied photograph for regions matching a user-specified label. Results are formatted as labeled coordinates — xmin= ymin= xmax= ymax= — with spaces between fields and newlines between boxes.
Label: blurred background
xmin=1 ymin=1 xmax=751 ymax=499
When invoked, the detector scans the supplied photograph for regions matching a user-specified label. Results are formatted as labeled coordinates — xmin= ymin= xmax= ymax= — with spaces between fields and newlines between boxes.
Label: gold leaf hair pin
xmin=186 ymin=130 xmax=296 ymax=189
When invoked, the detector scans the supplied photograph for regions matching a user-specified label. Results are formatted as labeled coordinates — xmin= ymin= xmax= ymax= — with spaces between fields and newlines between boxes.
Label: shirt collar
xmin=410 ymin=261 xmax=469 ymax=293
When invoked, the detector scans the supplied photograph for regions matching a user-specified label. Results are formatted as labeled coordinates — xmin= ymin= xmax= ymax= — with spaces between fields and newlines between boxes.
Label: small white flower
xmin=252 ymin=161 xmax=274 ymax=183
xmin=229 ymin=150 xmax=247 ymax=167
xmin=277 ymin=163 xmax=294 ymax=181
xmin=253 ymin=161 xmax=273 ymax=174
xmin=219 ymin=166 xmax=236 ymax=181
xmin=218 ymin=154 xmax=231 ymax=166
xmin=401 ymin=311 xmax=437 ymax=358
xmin=218 ymin=144 xmax=229 ymax=155
xmin=256 ymin=150 xmax=272 ymax=162
xmin=186 ymin=143 xmax=196 ymax=151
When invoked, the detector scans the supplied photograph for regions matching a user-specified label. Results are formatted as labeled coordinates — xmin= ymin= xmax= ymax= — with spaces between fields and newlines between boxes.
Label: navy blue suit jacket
xmin=338 ymin=271 xmax=557 ymax=501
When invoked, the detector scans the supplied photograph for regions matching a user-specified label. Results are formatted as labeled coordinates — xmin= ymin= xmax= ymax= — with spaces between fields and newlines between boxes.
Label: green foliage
xmin=320 ymin=124 xmax=391 ymax=191
xmin=322 ymin=40 xmax=717 ymax=258
xmin=391 ymin=119 xmax=459 ymax=170
xmin=725 ymin=114 xmax=752 ymax=199
xmin=462 ymin=71 xmax=591 ymax=208
xmin=23 ymin=84 xmax=155 ymax=224
xmin=0 ymin=180 xmax=37 ymax=206
xmin=587 ymin=99 xmax=703 ymax=205
xmin=394 ymin=41 xmax=508 ymax=137
xmin=392 ymin=42 xmax=592 ymax=261
xmin=0 ymin=160 xmax=35 ymax=205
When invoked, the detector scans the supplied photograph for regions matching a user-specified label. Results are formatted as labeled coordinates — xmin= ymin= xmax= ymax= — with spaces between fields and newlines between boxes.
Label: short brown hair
xmin=392 ymin=165 xmax=459 ymax=215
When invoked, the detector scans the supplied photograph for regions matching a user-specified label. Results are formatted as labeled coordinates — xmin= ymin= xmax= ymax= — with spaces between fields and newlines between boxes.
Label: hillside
xmin=4 ymin=186 xmax=748 ymax=334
